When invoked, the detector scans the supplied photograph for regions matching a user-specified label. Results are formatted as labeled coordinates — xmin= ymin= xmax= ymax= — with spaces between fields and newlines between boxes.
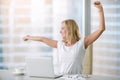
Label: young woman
xmin=23 ymin=1 xmax=105 ymax=75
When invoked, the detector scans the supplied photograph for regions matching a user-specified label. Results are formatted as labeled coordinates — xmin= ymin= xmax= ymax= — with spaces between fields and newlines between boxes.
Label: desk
xmin=1 ymin=70 xmax=62 ymax=80
xmin=0 ymin=70 xmax=120 ymax=80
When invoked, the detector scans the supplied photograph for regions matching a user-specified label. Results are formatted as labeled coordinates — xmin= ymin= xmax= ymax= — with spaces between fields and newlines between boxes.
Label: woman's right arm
xmin=23 ymin=35 xmax=58 ymax=48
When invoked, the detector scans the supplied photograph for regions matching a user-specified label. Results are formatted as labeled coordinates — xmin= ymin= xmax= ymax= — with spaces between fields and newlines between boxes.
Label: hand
xmin=23 ymin=35 xmax=30 ymax=41
xmin=94 ymin=1 xmax=103 ymax=12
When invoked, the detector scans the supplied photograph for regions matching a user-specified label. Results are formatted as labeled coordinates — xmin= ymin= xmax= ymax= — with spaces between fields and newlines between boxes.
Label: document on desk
xmin=61 ymin=74 xmax=91 ymax=80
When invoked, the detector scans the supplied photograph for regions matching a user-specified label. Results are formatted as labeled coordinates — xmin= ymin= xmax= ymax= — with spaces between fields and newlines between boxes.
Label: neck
xmin=65 ymin=40 xmax=76 ymax=46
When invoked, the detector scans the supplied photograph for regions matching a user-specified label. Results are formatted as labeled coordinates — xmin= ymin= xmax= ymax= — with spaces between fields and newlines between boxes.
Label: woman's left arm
xmin=85 ymin=1 xmax=105 ymax=49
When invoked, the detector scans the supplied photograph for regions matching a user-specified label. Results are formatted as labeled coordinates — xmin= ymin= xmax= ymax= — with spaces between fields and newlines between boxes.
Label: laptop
xmin=26 ymin=57 xmax=62 ymax=79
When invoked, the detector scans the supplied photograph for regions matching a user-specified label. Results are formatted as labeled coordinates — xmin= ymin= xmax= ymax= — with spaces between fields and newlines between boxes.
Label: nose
xmin=60 ymin=30 xmax=62 ymax=34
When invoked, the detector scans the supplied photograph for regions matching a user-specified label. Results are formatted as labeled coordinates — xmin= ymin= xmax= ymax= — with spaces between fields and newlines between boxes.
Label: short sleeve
xmin=78 ymin=37 xmax=86 ymax=50
xmin=57 ymin=40 xmax=63 ymax=59
xmin=57 ymin=41 xmax=63 ymax=49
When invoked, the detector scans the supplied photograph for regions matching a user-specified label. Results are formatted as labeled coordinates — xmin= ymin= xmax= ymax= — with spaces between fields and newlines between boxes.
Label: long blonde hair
xmin=62 ymin=19 xmax=81 ymax=43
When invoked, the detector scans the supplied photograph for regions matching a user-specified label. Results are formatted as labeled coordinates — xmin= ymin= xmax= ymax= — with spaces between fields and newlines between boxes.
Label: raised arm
xmin=84 ymin=1 xmax=105 ymax=49
xmin=23 ymin=35 xmax=58 ymax=48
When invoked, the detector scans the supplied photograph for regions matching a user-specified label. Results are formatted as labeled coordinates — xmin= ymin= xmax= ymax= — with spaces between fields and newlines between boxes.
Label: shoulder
xmin=77 ymin=36 xmax=86 ymax=49
xmin=57 ymin=40 xmax=63 ymax=44
xmin=57 ymin=40 xmax=64 ymax=47
xmin=78 ymin=36 xmax=85 ymax=43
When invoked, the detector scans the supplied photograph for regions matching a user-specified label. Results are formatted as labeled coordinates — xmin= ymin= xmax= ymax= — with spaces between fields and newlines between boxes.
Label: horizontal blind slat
xmin=92 ymin=0 xmax=120 ymax=77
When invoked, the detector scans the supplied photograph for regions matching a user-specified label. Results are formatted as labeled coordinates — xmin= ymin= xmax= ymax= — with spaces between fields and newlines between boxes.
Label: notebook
xmin=26 ymin=57 xmax=62 ymax=79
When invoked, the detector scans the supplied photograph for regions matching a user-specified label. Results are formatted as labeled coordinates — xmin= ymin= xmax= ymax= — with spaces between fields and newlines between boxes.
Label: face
xmin=60 ymin=23 xmax=67 ymax=40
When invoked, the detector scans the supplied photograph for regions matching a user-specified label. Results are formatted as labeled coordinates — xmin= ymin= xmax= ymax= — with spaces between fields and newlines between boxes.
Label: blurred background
xmin=0 ymin=0 xmax=83 ymax=69
xmin=0 ymin=0 xmax=120 ymax=79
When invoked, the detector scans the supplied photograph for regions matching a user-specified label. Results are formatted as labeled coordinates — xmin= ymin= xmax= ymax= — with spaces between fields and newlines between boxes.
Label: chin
xmin=62 ymin=37 xmax=66 ymax=40
xmin=61 ymin=35 xmax=66 ymax=40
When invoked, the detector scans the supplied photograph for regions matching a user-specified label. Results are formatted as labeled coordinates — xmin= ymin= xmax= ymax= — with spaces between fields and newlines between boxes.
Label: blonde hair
xmin=62 ymin=19 xmax=81 ymax=43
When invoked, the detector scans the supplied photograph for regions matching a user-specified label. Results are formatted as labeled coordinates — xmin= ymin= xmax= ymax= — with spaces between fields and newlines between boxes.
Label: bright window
xmin=0 ymin=0 xmax=84 ymax=70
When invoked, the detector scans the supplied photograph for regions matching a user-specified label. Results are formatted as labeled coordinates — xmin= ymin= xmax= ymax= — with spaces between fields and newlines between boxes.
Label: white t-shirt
xmin=57 ymin=37 xmax=86 ymax=75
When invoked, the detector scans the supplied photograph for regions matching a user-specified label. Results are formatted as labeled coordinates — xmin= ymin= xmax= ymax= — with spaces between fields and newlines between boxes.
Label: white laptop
xmin=26 ymin=57 xmax=62 ymax=79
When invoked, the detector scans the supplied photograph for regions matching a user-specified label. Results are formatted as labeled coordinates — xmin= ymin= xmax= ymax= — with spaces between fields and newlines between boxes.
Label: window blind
xmin=0 ymin=0 xmax=84 ymax=71
xmin=91 ymin=0 xmax=120 ymax=78
xmin=0 ymin=0 xmax=53 ymax=69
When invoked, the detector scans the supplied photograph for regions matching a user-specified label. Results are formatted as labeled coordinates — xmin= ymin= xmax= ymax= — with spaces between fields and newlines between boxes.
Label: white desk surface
xmin=26 ymin=76 xmax=120 ymax=80
xmin=0 ymin=70 xmax=120 ymax=80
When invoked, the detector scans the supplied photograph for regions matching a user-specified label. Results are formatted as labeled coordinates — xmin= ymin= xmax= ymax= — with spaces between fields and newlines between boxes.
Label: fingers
xmin=94 ymin=1 xmax=101 ymax=5
xmin=23 ymin=35 xmax=29 ymax=41
xmin=23 ymin=37 xmax=27 ymax=41
xmin=93 ymin=0 xmax=103 ymax=10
